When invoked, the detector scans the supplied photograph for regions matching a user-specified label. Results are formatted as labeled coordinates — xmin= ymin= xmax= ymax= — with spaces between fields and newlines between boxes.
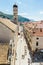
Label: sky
xmin=0 ymin=0 xmax=43 ymax=21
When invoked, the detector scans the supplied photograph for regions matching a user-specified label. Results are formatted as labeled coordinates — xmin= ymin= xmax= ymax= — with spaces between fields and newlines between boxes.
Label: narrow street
xmin=15 ymin=26 xmax=41 ymax=65
xmin=15 ymin=26 xmax=31 ymax=65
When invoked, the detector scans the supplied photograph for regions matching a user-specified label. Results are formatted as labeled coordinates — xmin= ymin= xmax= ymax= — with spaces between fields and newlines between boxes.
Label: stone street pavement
xmin=15 ymin=26 xmax=42 ymax=65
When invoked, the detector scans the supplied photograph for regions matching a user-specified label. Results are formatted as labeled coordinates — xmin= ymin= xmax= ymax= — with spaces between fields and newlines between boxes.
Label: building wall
xmin=23 ymin=25 xmax=43 ymax=52
xmin=0 ymin=43 xmax=9 ymax=64
xmin=23 ymin=26 xmax=32 ymax=50
xmin=31 ymin=36 xmax=43 ymax=51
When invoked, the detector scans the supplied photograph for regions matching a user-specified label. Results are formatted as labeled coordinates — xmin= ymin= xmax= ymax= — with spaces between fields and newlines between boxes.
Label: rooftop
xmin=13 ymin=4 xmax=18 ymax=7
xmin=24 ymin=21 xmax=43 ymax=36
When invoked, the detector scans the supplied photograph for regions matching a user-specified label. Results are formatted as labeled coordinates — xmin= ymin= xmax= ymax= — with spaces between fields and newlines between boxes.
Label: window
xmin=33 ymin=31 xmax=35 ymax=34
xmin=35 ymin=48 xmax=38 ymax=52
xmin=36 ymin=28 xmax=38 ymax=30
xmin=18 ymin=33 xmax=20 ymax=35
xmin=36 ymin=37 xmax=39 ymax=40
xmin=40 ymin=28 xmax=42 ymax=32
xmin=15 ymin=18 xmax=16 ymax=20
xmin=36 ymin=42 xmax=38 ymax=46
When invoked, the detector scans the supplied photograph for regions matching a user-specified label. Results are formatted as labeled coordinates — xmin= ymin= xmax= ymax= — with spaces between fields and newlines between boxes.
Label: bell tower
xmin=13 ymin=4 xmax=18 ymax=24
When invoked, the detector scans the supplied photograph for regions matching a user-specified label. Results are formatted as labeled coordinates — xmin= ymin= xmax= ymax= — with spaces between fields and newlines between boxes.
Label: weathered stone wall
xmin=0 ymin=43 xmax=9 ymax=64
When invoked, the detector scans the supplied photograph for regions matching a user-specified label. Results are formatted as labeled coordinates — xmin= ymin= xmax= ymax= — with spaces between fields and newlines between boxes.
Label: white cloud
xmin=17 ymin=1 xmax=21 ymax=4
xmin=19 ymin=12 xmax=28 ymax=17
xmin=40 ymin=11 xmax=43 ymax=14
xmin=5 ymin=9 xmax=9 ymax=12
xmin=27 ymin=16 xmax=43 ymax=21
xmin=19 ymin=12 xmax=33 ymax=20
xmin=19 ymin=12 xmax=43 ymax=21
xmin=19 ymin=2 xmax=21 ymax=4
